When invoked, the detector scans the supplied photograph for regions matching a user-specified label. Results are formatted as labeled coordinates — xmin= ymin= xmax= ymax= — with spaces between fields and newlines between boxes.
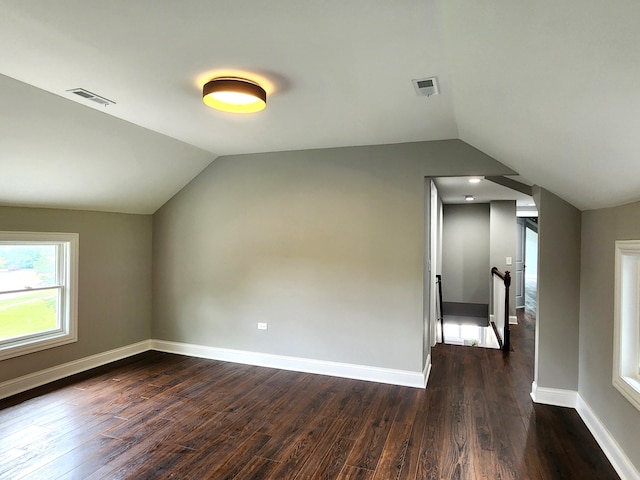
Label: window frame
xmin=613 ymin=240 xmax=640 ymax=411
xmin=0 ymin=231 xmax=78 ymax=360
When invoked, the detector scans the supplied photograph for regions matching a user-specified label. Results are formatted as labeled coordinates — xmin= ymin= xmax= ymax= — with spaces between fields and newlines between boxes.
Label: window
xmin=613 ymin=240 xmax=640 ymax=411
xmin=0 ymin=232 xmax=78 ymax=360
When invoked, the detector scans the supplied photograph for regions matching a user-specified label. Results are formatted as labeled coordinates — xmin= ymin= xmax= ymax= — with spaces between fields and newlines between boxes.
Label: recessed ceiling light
xmin=465 ymin=195 xmax=475 ymax=201
xmin=202 ymin=77 xmax=266 ymax=113
xmin=468 ymin=178 xmax=481 ymax=184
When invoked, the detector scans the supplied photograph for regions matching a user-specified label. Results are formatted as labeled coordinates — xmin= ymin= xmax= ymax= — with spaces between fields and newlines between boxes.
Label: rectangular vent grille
xmin=67 ymin=88 xmax=116 ymax=106
xmin=412 ymin=77 xmax=440 ymax=97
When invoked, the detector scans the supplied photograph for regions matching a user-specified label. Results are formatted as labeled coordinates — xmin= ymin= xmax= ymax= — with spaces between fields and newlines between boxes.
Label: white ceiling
xmin=443 ymin=0 xmax=640 ymax=211
xmin=434 ymin=176 xmax=537 ymax=216
xmin=0 ymin=74 xmax=214 ymax=214
xmin=1 ymin=0 xmax=639 ymax=213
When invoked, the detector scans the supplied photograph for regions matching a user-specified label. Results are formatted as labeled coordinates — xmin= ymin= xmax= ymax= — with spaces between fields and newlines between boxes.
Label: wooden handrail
xmin=491 ymin=267 xmax=511 ymax=286
xmin=436 ymin=275 xmax=444 ymax=343
xmin=491 ymin=267 xmax=511 ymax=352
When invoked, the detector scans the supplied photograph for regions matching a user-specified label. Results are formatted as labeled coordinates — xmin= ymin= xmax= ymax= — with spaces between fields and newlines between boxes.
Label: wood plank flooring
xmin=0 ymin=308 xmax=618 ymax=479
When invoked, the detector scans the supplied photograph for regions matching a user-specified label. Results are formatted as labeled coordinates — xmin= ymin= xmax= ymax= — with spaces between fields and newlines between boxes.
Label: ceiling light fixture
xmin=468 ymin=178 xmax=482 ymax=184
xmin=202 ymin=77 xmax=266 ymax=113
xmin=465 ymin=195 xmax=475 ymax=201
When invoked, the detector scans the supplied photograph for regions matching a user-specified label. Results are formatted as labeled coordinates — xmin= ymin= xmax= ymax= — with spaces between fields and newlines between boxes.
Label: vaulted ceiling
xmin=1 ymin=0 xmax=638 ymax=214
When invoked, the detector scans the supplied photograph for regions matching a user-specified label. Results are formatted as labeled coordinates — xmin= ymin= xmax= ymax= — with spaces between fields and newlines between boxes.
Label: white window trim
xmin=613 ymin=240 xmax=640 ymax=411
xmin=0 ymin=231 xmax=78 ymax=361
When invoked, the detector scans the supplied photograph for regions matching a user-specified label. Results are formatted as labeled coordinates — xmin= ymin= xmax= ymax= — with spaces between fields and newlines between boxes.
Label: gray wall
xmin=532 ymin=186 xmax=581 ymax=390
xmin=423 ymin=180 xmax=433 ymax=367
xmin=441 ymin=203 xmax=490 ymax=305
xmin=490 ymin=200 xmax=517 ymax=316
xmin=0 ymin=206 xmax=152 ymax=383
xmin=580 ymin=201 xmax=640 ymax=472
xmin=153 ymin=140 xmax=514 ymax=373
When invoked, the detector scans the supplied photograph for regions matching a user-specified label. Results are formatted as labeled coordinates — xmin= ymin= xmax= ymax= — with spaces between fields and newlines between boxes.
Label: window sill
xmin=613 ymin=375 xmax=640 ymax=412
xmin=0 ymin=331 xmax=77 ymax=361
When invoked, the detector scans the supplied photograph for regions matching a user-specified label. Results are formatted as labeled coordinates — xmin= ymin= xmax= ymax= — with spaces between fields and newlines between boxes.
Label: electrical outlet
xmin=257 ymin=322 xmax=268 ymax=330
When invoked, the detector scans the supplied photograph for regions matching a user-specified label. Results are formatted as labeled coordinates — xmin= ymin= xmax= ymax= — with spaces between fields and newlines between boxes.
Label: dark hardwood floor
xmin=0 ymin=306 xmax=618 ymax=479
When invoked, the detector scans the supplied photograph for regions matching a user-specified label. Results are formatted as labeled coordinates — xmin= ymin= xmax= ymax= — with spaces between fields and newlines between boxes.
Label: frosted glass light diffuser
xmin=203 ymin=78 xmax=266 ymax=113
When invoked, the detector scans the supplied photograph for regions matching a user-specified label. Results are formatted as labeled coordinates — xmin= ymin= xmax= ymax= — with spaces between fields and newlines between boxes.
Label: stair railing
xmin=490 ymin=267 xmax=511 ymax=352
xmin=436 ymin=274 xmax=444 ymax=343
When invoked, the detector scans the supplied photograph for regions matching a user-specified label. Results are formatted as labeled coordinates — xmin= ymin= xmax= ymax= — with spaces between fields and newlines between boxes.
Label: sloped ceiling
xmin=1 ymin=0 xmax=639 ymax=213
xmin=442 ymin=0 xmax=640 ymax=210
xmin=0 ymin=74 xmax=214 ymax=214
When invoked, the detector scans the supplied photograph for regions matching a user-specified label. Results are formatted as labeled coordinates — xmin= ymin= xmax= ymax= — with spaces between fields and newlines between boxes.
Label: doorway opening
xmin=524 ymin=218 xmax=538 ymax=314
xmin=427 ymin=175 xmax=538 ymax=351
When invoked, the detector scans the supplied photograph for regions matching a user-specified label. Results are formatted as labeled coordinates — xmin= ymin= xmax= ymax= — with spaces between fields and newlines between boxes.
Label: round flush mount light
xmin=468 ymin=178 xmax=482 ymax=184
xmin=465 ymin=195 xmax=475 ymax=201
xmin=202 ymin=77 xmax=266 ymax=113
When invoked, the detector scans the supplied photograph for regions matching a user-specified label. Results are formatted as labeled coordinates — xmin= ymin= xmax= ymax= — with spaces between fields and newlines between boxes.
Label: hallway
xmin=427 ymin=300 xmax=617 ymax=478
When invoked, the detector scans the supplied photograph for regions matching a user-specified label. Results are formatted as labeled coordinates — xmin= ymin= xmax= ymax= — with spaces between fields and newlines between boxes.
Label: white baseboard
xmin=0 ymin=340 xmax=151 ymax=400
xmin=530 ymin=381 xmax=577 ymax=408
xmin=150 ymin=339 xmax=426 ymax=389
xmin=0 ymin=339 xmax=427 ymax=400
xmin=576 ymin=395 xmax=640 ymax=480
xmin=423 ymin=354 xmax=432 ymax=388
xmin=531 ymin=382 xmax=640 ymax=480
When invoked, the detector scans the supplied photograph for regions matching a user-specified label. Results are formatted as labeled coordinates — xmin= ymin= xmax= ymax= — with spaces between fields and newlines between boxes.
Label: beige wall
xmin=532 ymin=186 xmax=581 ymax=390
xmin=441 ymin=203 xmax=490 ymax=304
xmin=153 ymin=140 xmax=514 ymax=373
xmin=580 ymin=201 xmax=640 ymax=472
xmin=0 ymin=206 xmax=152 ymax=382
xmin=490 ymin=200 xmax=517 ymax=317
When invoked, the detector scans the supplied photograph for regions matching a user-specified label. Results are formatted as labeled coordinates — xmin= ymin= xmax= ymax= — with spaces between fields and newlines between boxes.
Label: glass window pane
xmin=0 ymin=244 xmax=58 ymax=292
xmin=0 ymin=289 xmax=59 ymax=341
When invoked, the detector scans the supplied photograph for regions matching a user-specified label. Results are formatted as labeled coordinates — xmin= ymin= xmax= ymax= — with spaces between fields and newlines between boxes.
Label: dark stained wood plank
xmin=268 ymin=415 xmax=346 ymax=478
xmin=0 ymin=414 xmax=126 ymax=479
xmin=229 ymin=455 xmax=282 ymax=479
xmin=392 ymin=387 xmax=424 ymax=425
xmin=297 ymin=435 xmax=355 ymax=480
xmin=396 ymin=390 xmax=430 ymax=479
xmin=337 ymin=465 xmax=375 ymax=480
xmin=344 ymin=393 xmax=395 ymax=471
xmin=437 ymin=395 xmax=473 ymax=478
xmin=371 ymin=421 xmax=412 ymax=480
xmin=183 ymin=432 xmax=272 ymax=480
xmin=23 ymin=434 xmax=135 ymax=480
xmin=415 ymin=424 xmax=441 ymax=480
xmin=80 ymin=422 xmax=177 ymax=480
xmin=102 ymin=443 xmax=199 ymax=480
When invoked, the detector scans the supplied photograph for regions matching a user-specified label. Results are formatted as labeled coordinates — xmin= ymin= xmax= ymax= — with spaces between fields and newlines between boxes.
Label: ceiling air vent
xmin=412 ymin=77 xmax=440 ymax=97
xmin=66 ymin=88 xmax=116 ymax=107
